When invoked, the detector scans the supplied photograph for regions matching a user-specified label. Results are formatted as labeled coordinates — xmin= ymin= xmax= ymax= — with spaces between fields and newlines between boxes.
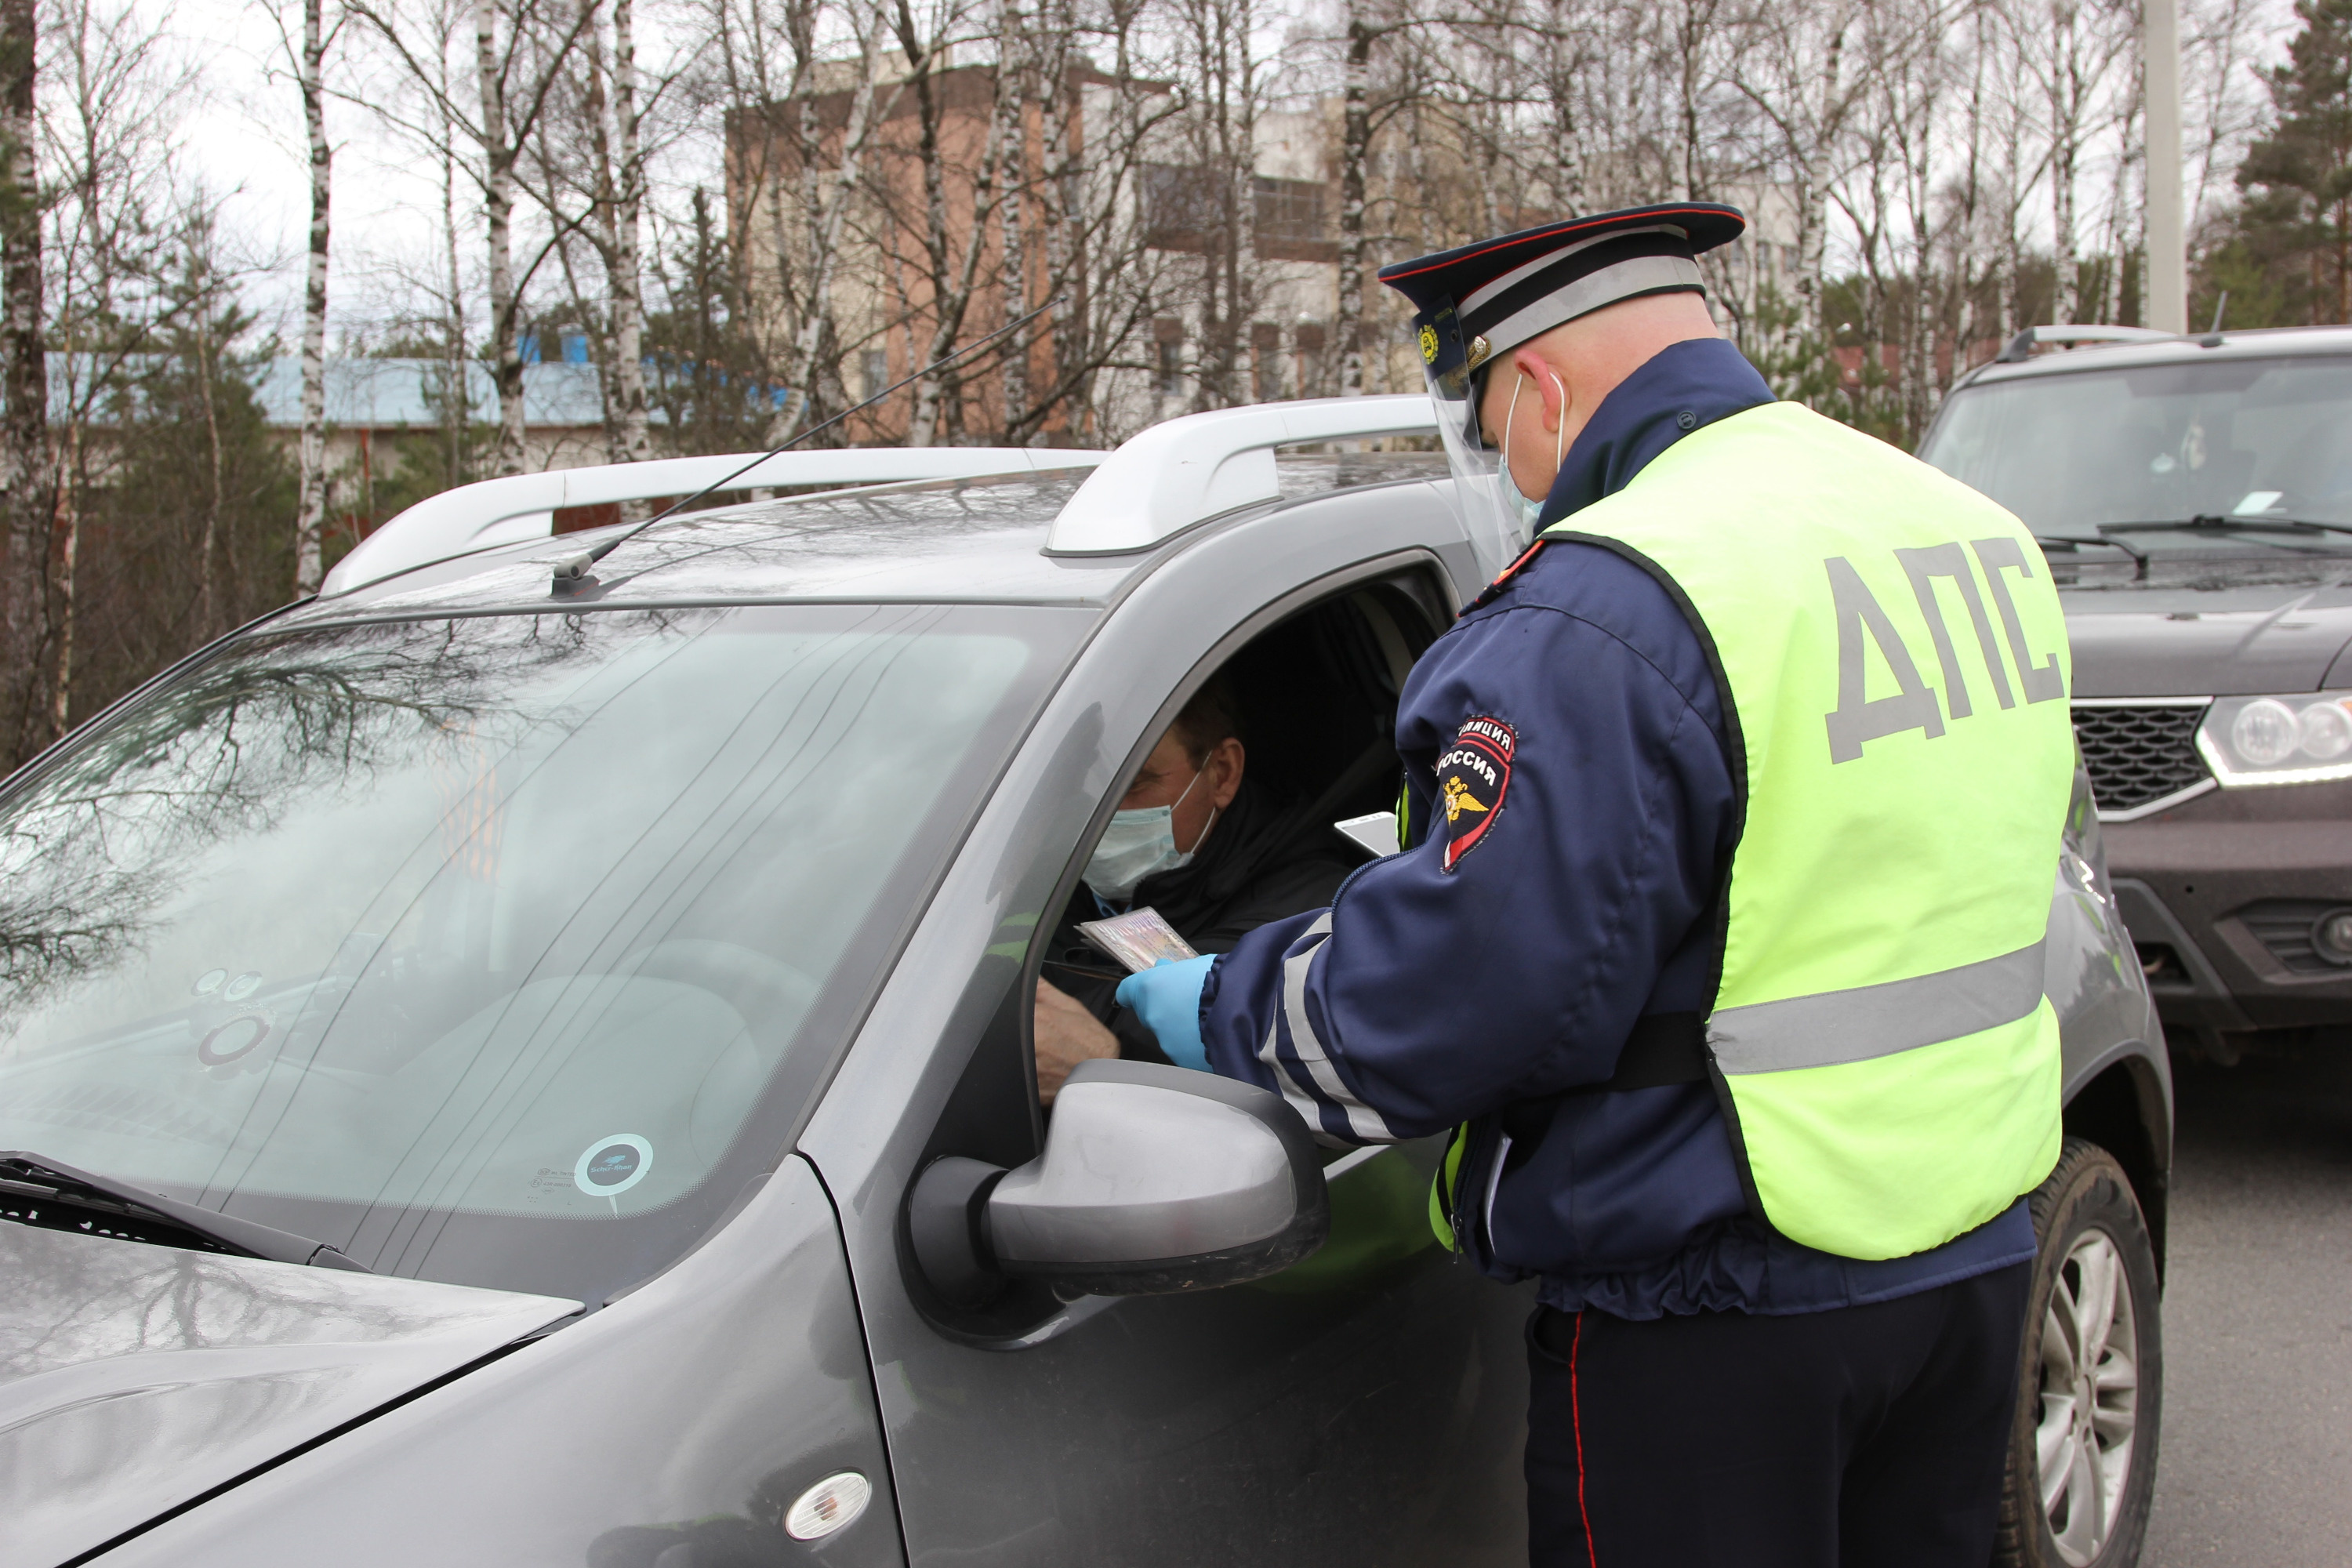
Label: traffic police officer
xmin=1116 ymin=202 xmax=2076 ymax=1566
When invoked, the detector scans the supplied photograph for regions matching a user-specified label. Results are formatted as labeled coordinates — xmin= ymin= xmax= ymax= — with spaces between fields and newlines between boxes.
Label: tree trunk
xmin=2049 ymin=3 xmax=2082 ymax=323
xmin=903 ymin=27 xmax=955 ymax=446
xmin=295 ymin=0 xmax=331 ymax=593
xmin=478 ymin=0 xmax=527 ymax=475
xmin=194 ymin=311 xmax=223 ymax=641
xmin=1545 ymin=0 xmax=1583 ymax=216
xmin=998 ymin=2 xmax=1029 ymax=438
xmin=1334 ymin=2 xmax=1370 ymax=397
xmin=771 ymin=3 xmax=889 ymax=445
xmin=1040 ymin=25 xmax=1078 ymax=432
xmin=584 ymin=27 xmax=623 ymax=461
xmin=610 ymin=0 xmax=648 ymax=464
xmin=0 ymin=0 xmax=47 ymax=764
xmin=442 ymin=129 xmax=466 ymax=488
xmin=902 ymin=0 xmax=1013 ymax=449
xmin=1798 ymin=16 xmax=1845 ymax=343
xmin=45 ymin=419 xmax=76 ymax=737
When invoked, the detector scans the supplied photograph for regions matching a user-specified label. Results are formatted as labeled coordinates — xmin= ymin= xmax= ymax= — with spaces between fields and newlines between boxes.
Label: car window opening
xmin=1030 ymin=580 xmax=1439 ymax=1106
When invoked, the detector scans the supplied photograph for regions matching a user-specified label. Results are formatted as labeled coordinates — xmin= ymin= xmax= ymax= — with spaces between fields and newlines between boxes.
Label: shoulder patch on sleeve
xmin=1436 ymin=715 xmax=1515 ymax=871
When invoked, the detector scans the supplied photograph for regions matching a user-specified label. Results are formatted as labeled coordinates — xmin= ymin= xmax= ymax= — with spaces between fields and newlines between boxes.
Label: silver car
xmin=2 ymin=396 xmax=2169 ymax=1568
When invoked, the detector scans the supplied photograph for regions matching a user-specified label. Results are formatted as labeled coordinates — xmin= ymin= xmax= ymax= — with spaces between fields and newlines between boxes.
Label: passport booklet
xmin=1075 ymin=907 xmax=1200 ymax=974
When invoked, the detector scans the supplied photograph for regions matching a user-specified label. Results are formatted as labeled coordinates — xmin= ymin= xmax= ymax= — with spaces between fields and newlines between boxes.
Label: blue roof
xmin=24 ymin=353 xmax=793 ymax=430
xmin=17 ymin=354 xmax=618 ymax=430
xmin=248 ymin=358 xmax=611 ymax=429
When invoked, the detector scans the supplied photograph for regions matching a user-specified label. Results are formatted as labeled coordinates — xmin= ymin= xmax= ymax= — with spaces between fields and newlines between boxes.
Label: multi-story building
xmin=726 ymin=58 xmax=1806 ymax=442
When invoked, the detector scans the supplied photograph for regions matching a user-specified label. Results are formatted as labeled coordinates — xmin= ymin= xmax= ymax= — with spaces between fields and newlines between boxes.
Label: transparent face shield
xmin=1417 ymin=300 xmax=1527 ymax=585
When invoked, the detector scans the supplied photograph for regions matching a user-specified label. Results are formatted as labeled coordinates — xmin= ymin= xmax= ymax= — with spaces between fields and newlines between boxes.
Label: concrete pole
xmin=2145 ymin=0 xmax=2188 ymax=332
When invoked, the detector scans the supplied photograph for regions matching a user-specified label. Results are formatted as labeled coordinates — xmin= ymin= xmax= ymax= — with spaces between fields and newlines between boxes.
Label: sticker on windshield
xmin=197 ymin=1014 xmax=271 ymax=1067
xmin=574 ymin=1134 xmax=653 ymax=1203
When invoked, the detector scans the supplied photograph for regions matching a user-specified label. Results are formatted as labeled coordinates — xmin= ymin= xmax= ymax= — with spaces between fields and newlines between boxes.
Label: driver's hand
xmin=1034 ymin=978 xmax=1119 ymax=1104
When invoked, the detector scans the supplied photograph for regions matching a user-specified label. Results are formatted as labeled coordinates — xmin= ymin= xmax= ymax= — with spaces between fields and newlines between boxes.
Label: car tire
xmin=1994 ymin=1137 xmax=2164 ymax=1568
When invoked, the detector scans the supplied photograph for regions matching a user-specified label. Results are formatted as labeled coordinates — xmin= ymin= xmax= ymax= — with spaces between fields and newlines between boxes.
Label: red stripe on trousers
xmin=1572 ymin=1310 xmax=1595 ymax=1566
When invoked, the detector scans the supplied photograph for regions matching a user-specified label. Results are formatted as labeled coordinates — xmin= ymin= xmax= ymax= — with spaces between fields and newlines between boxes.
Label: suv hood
xmin=2060 ymin=575 xmax=2352 ymax=698
xmin=0 ymin=1224 xmax=578 ymax=1568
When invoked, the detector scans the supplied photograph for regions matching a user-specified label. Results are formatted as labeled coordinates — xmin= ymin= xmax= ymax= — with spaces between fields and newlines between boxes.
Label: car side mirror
xmin=909 ymin=1060 xmax=1329 ymax=1306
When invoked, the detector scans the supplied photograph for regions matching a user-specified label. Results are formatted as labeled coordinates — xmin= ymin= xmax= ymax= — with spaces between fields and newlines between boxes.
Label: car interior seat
xmin=1216 ymin=585 xmax=1435 ymax=861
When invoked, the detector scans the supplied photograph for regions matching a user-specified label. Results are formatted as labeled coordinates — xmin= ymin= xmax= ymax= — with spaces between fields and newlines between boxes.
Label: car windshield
xmin=1919 ymin=354 xmax=2352 ymax=545
xmin=0 ymin=601 xmax=1080 ymax=1305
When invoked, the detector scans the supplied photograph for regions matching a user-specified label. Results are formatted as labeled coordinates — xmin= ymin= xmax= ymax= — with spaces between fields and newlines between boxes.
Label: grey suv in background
xmin=1921 ymin=326 xmax=2352 ymax=1062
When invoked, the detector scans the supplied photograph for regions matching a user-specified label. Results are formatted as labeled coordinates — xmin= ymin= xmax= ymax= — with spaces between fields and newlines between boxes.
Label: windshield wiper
xmin=2101 ymin=515 xmax=2352 ymax=540
xmin=2038 ymin=532 xmax=2151 ymax=580
xmin=0 ymin=1152 xmax=372 ymax=1271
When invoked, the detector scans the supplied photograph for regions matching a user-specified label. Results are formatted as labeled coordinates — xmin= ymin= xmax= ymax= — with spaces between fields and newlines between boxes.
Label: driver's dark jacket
xmin=1196 ymin=338 xmax=2034 ymax=1319
xmin=1042 ymin=779 xmax=1356 ymax=1065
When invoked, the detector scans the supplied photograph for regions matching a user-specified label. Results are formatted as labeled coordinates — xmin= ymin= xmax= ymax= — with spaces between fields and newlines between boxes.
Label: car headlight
xmin=2198 ymin=691 xmax=2352 ymax=784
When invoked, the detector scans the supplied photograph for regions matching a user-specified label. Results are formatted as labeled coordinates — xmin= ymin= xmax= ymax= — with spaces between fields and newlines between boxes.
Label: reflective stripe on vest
xmin=1708 ymin=938 xmax=2045 ymax=1074
xmin=1542 ymin=400 xmax=2071 ymax=1261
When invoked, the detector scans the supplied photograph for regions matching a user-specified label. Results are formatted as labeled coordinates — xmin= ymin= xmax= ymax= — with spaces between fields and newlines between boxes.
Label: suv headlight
xmin=2199 ymin=691 xmax=2352 ymax=784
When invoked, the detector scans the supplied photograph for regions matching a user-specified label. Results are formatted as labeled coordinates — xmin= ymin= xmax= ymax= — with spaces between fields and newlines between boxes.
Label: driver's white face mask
xmin=1083 ymin=764 xmax=1216 ymax=904
xmin=1500 ymin=367 xmax=1566 ymax=536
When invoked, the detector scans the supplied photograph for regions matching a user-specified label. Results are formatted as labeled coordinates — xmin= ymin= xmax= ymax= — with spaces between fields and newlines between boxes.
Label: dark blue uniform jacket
xmin=1200 ymin=337 xmax=2034 ymax=1317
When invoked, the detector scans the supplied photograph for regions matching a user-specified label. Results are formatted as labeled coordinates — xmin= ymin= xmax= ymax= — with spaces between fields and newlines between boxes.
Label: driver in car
xmin=1032 ymin=673 xmax=1357 ymax=1102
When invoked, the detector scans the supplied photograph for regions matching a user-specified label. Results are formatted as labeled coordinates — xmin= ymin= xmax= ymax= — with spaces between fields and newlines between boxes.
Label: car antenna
xmin=551 ymin=300 xmax=1056 ymax=593
xmin=2198 ymin=291 xmax=2228 ymax=348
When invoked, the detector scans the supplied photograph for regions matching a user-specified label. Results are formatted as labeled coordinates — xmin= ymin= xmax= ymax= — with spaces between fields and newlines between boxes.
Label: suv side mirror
xmin=909 ymin=1060 xmax=1329 ymax=1305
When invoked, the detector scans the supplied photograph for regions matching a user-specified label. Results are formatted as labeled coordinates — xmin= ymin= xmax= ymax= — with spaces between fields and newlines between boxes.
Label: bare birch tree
xmin=351 ymin=0 xmax=595 ymax=473
xmin=299 ymin=0 xmax=332 ymax=591
xmin=0 ymin=0 xmax=47 ymax=765
xmin=267 ymin=0 xmax=343 ymax=593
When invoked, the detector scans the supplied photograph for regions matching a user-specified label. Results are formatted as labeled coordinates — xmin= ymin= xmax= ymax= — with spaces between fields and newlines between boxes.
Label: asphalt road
xmin=2140 ymin=1046 xmax=2352 ymax=1566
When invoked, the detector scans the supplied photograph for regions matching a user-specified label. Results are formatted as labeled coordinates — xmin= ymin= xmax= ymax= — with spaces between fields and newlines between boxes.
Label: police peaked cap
xmin=1379 ymin=202 xmax=1745 ymax=377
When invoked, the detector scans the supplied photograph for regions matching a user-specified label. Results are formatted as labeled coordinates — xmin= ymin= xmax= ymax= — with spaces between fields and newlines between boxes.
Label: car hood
xmin=0 ymin=1224 xmax=579 ymax=1568
xmin=2060 ymin=572 xmax=2352 ymax=698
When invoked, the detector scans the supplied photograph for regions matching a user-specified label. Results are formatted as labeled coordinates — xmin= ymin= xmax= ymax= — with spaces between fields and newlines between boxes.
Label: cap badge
xmin=1418 ymin=324 xmax=1439 ymax=364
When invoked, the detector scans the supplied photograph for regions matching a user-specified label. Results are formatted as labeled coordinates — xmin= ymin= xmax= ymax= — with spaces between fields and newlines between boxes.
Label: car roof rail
xmin=1045 ymin=394 xmax=1439 ymax=554
xmin=320 ymin=447 xmax=1107 ymax=596
xmin=1992 ymin=324 xmax=2180 ymax=364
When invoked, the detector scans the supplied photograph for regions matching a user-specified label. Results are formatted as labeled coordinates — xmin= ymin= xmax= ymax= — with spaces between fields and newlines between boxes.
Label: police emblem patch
xmin=1418 ymin=323 xmax=1440 ymax=364
xmin=1436 ymin=715 xmax=1515 ymax=871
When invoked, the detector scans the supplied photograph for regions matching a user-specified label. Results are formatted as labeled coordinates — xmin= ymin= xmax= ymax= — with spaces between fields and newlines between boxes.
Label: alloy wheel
xmin=2034 ymin=1227 xmax=2141 ymax=1565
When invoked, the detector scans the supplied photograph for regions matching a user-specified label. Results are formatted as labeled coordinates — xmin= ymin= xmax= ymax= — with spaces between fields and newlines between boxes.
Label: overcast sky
xmin=169 ymin=0 xmax=2297 ymax=355
xmin=170 ymin=0 xmax=721 ymax=349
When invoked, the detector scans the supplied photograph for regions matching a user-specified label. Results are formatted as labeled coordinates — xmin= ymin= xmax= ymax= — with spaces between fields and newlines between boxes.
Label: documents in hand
xmin=1075 ymin=907 xmax=1200 ymax=974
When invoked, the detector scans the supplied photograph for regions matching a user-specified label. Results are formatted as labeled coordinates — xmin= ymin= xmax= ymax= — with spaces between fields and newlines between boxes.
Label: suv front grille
xmin=2071 ymin=702 xmax=2210 ymax=814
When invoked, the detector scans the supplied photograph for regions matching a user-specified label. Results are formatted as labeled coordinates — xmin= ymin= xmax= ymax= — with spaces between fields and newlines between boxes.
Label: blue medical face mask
xmin=1510 ymin=480 xmax=1547 ymax=536
xmin=1084 ymin=764 xmax=1214 ymax=904
xmin=1500 ymin=368 xmax=1565 ymax=541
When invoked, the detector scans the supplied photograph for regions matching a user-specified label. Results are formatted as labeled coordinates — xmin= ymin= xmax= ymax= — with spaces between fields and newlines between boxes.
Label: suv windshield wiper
xmin=2038 ymin=532 xmax=2151 ymax=579
xmin=2101 ymin=515 xmax=2352 ymax=541
xmin=0 ymin=1151 xmax=372 ymax=1271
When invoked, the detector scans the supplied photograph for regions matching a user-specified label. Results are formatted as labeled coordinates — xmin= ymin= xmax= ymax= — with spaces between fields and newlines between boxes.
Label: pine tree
xmin=70 ymin=250 xmax=294 ymax=723
xmin=2234 ymin=0 xmax=2352 ymax=325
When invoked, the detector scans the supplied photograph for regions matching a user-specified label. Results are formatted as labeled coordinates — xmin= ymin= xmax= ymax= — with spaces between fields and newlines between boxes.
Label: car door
xmin=798 ymin=486 xmax=1534 ymax=1568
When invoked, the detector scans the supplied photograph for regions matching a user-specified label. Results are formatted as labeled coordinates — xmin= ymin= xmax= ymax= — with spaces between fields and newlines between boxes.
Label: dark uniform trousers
xmin=1525 ymin=1263 xmax=2031 ymax=1568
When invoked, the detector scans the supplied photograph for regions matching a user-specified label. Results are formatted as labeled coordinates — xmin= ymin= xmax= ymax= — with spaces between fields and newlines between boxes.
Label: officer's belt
xmin=1496 ymin=1014 xmax=1708 ymax=1145
xmin=1579 ymin=1011 xmax=1708 ymax=1093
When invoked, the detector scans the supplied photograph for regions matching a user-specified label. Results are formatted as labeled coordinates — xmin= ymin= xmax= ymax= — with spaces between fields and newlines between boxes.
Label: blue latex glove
xmin=1114 ymin=955 xmax=1216 ymax=1072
